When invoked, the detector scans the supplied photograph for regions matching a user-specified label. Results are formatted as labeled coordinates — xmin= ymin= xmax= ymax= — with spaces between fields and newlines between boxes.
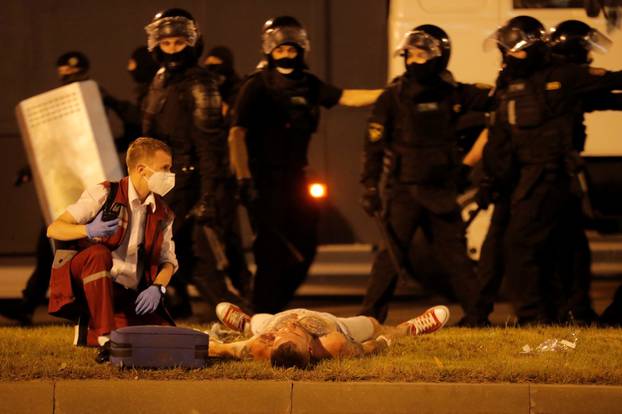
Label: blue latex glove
xmin=134 ymin=285 xmax=162 ymax=315
xmin=86 ymin=210 xmax=119 ymax=239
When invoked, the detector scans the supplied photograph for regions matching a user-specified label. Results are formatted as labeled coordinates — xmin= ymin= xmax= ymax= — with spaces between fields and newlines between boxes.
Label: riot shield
xmin=15 ymin=80 xmax=123 ymax=224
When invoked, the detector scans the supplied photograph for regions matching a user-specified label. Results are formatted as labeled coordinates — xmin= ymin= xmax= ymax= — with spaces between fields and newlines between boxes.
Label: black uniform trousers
xmin=251 ymin=169 xmax=319 ymax=314
xmin=360 ymin=184 xmax=479 ymax=323
xmin=504 ymin=173 xmax=580 ymax=324
xmin=165 ymin=171 xmax=250 ymax=318
xmin=474 ymin=197 xmax=511 ymax=320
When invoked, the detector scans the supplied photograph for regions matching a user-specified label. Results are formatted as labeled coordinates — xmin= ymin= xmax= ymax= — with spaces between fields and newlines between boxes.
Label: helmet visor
xmin=483 ymin=26 xmax=546 ymax=53
xmin=262 ymin=26 xmax=311 ymax=54
xmin=585 ymin=28 xmax=613 ymax=53
xmin=394 ymin=30 xmax=443 ymax=60
xmin=145 ymin=16 xmax=200 ymax=51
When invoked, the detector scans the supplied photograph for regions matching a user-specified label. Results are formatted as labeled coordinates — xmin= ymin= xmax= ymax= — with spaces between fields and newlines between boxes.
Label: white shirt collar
xmin=128 ymin=177 xmax=156 ymax=213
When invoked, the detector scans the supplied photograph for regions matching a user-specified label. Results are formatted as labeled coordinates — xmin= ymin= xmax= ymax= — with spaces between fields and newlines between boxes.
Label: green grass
xmin=1 ymin=325 xmax=621 ymax=383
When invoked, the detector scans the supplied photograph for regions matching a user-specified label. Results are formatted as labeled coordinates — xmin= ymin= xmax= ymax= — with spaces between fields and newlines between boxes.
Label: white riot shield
xmin=15 ymin=80 xmax=123 ymax=224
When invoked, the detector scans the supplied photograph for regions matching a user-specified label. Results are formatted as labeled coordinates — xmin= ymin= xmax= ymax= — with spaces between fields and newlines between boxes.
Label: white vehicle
xmin=389 ymin=0 xmax=622 ymax=260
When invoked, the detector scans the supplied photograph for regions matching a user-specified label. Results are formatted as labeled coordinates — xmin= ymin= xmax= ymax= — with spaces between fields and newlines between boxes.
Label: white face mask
xmin=144 ymin=167 xmax=175 ymax=196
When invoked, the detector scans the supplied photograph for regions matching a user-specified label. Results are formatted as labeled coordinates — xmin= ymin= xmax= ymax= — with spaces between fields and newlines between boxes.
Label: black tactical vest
xmin=495 ymin=69 xmax=575 ymax=167
xmin=388 ymin=77 xmax=461 ymax=184
xmin=247 ymin=70 xmax=320 ymax=172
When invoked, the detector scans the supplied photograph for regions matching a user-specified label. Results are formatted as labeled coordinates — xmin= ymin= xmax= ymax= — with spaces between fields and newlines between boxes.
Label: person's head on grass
xmin=270 ymin=321 xmax=312 ymax=369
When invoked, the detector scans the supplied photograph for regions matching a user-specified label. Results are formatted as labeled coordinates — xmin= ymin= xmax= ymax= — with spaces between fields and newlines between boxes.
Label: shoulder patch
xmin=545 ymin=81 xmax=561 ymax=91
xmin=589 ymin=67 xmax=606 ymax=76
xmin=368 ymin=122 xmax=384 ymax=142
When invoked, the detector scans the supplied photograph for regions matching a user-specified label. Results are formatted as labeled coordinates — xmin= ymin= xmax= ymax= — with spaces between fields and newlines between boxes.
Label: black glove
xmin=360 ymin=187 xmax=382 ymax=217
xmin=456 ymin=164 xmax=473 ymax=193
xmin=14 ymin=166 xmax=32 ymax=187
xmin=189 ymin=195 xmax=218 ymax=225
xmin=237 ymin=178 xmax=258 ymax=207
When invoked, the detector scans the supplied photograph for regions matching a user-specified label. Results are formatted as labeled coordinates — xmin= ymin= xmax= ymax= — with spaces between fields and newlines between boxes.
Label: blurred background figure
xmin=203 ymin=45 xmax=242 ymax=113
xmin=56 ymin=51 xmax=91 ymax=84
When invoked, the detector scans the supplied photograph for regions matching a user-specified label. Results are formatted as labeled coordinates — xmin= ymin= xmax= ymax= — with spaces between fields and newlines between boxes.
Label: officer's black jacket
xmin=142 ymin=66 xmax=227 ymax=195
xmin=231 ymin=68 xmax=342 ymax=173
xmin=485 ymin=62 xmax=622 ymax=201
xmin=360 ymin=71 xmax=492 ymax=189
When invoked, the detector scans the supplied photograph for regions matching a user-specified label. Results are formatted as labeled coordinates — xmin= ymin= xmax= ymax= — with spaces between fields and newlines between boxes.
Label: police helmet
xmin=549 ymin=19 xmax=612 ymax=63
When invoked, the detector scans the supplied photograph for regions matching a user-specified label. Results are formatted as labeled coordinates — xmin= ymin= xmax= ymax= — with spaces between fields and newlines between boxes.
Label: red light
xmin=308 ymin=182 xmax=327 ymax=199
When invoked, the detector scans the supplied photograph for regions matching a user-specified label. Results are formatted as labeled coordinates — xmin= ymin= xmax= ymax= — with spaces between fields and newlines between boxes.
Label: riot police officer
xmin=228 ymin=16 xmax=381 ymax=313
xmin=483 ymin=15 xmax=622 ymax=324
xmin=549 ymin=19 xmax=622 ymax=324
xmin=359 ymin=25 xmax=491 ymax=324
xmin=142 ymin=8 xmax=250 ymax=319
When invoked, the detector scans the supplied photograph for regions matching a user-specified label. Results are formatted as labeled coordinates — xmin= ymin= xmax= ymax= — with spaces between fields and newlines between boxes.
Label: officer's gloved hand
xmin=456 ymin=164 xmax=473 ymax=193
xmin=135 ymin=285 xmax=162 ymax=315
xmin=360 ymin=187 xmax=382 ymax=217
xmin=14 ymin=165 xmax=32 ymax=187
xmin=189 ymin=195 xmax=218 ymax=225
xmin=237 ymin=178 xmax=258 ymax=207
xmin=86 ymin=211 xmax=120 ymax=239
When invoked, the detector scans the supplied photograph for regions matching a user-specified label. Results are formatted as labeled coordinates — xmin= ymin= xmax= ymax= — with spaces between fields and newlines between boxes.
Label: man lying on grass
xmin=208 ymin=303 xmax=449 ymax=369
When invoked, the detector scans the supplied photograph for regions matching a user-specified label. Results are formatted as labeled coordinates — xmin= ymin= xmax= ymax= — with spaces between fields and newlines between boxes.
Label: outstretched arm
xmin=339 ymin=89 xmax=383 ymax=107
xmin=463 ymin=128 xmax=489 ymax=167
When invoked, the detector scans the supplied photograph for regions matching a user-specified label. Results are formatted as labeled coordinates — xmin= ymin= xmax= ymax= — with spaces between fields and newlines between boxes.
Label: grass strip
xmin=1 ymin=325 xmax=621 ymax=383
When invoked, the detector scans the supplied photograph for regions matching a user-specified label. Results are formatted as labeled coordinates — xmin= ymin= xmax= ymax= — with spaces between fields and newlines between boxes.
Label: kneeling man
xmin=47 ymin=137 xmax=178 ymax=350
xmin=209 ymin=303 xmax=450 ymax=369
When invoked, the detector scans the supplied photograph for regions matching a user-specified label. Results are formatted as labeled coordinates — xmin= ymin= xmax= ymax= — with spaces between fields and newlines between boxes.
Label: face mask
xmin=503 ymin=43 xmax=547 ymax=78
xmin=156 ymin=46 xmax=197 ymax=72
xmin=206 ymin=63 xmax=227 ymax=75
xmin=144 ymin=167 xmax=175 ymax=196
xmin=405 ymin=60 xmax=438 ymax=83
xmin=274 ymin=57 xmax=297 ymax=69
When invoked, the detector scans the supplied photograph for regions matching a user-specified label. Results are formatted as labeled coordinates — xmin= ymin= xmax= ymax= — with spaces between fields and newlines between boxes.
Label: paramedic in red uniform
xmin=46 ymin=137 xmax=178 ymax=356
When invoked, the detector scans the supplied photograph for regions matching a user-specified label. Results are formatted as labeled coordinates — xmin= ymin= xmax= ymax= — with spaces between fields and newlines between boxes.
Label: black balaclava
xmin=205 ymin=45 xmax=235 ymax=77
xmin=154 ymin=46 xmax=198 ymax=73
xmin=502 ymin=42 xmax=549 ymax=79
xmin=129 ymin=46 xmax=160 ymax=84
xmin=405 ymin=57 xmax=442 ymax=83
xmin=269 ymin=44 xmax=306 ymax=74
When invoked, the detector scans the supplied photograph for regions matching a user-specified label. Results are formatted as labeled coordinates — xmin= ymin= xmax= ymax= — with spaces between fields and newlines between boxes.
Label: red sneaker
xmin=403 ymin=305 xmax=450 ymax=336
xmin=215 ymin=302 xmax=251 ymax=334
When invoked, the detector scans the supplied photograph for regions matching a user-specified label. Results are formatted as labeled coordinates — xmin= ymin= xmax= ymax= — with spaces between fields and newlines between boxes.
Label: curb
xmin=2 ymin=380 xmax=622 ymax=414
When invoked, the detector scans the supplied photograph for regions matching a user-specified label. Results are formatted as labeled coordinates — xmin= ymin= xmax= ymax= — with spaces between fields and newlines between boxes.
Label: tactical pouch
xmin=505 ymin=82 xmax=545 ymax=128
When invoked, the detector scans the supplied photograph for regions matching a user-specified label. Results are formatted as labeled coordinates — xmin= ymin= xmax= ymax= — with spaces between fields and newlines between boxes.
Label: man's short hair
xmin=126 ymin=137 xmax=172 ymax=170
xmin=270 ymin=342 xmax=310 ymax=369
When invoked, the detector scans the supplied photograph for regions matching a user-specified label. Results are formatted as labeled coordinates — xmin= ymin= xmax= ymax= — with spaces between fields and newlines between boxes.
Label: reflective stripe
xmin=82 ymin=271 xmax=111 ymax=285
